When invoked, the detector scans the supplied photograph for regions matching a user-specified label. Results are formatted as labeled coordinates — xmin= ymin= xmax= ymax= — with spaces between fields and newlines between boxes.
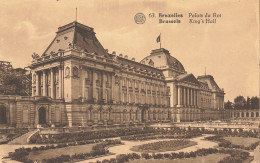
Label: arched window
xmin=135 ymin=94 xmax=139 ymax=103
xmin=153 ymin=110 xmax=156 ymax=120
xmin=0 ymin=106 xmax=7 ymax=124
xmin=136 ymin=110 xmax=139 ymax=121
xmin=148 ymin=111 xmax=151 ymax=120
xmin=123 ymin=110 xmax=127 ymax=121
xmin=158 ymin=111 xmax=161 ymax=120
xmin=168 ymin=111 xmax=171 ymax=120
xmin=246 ymin=112 xmax=249 ymax=117
xmin=93 ymin=110 xmax=98 ymax=121
xmin=251 ymin=112 xmax=254 ymax=117
xmin=130 ymin=110 xmax=133 ymax=120
xmin=129 ymin=80 xmax=132 ymax=87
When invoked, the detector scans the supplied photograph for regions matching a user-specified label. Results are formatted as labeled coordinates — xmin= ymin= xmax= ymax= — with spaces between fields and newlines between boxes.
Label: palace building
xmin=0 ymin=21 xmax=225 ymax=128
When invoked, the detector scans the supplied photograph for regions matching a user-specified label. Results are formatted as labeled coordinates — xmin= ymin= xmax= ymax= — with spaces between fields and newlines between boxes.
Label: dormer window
xmin=56 ymin=39 xmax=60 ymax=43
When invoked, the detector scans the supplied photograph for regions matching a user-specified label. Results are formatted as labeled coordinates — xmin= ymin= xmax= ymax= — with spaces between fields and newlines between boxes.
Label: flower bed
xmin=130 ymin=139 xmax=197 ymax=153
xmin=8 ymin=139 xmax=122 ymax=163
xmin=30 ymin=127 xmax=204 ymax=144
xmin=120 ymin=127 xmax=202 ymax=141
xmin=205 ymin=135 xmax=259 ymax=150
xmin=96 ymin=148 xmax=249 ymax=163
xmin=30 ymin=127 xmax=155 ymax=144
xmin=201 ymin=128 xmax=258 ymax=138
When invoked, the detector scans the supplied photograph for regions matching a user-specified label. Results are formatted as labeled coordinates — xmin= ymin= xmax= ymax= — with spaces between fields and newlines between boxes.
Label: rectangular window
xmin=85 ymin=87 xmax=89 ymax=100
xmin=22 ymin=108 xmax=29 ymax=123
xmin=55 ymin=108 xmax=60 ymax=123
xmin=106 ymin=90 xmax=109 ymax=101
xmin=96 ymin=88 xmax=100 ymax=100
xmin=128 ymin=93 xmax=131 ymax=103
xmin=56 ymin=87 xmax=59 ymax=99
xmin=124 ymin=93 xmax=127 ymax=102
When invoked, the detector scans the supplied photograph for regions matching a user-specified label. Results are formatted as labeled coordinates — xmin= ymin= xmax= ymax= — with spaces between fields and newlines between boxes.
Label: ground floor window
xmin=0 ymin=106 xmax=7 ymax=124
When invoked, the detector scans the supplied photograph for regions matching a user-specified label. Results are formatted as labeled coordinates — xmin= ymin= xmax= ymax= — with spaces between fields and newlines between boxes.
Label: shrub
xmin=153 ymin=153 xmax=163 ymax=159
xmin=163 ymin=153 xmax=171 ymax=158
xmin=109 ymin=158 xmax=117 ymax=163
xmin=141 ymin=153 xmax=150 ymax=159
xmin=102 ymin=159 xmax=110 ymax=163
xmin=116 ymin=154 xmax=128 ymax=163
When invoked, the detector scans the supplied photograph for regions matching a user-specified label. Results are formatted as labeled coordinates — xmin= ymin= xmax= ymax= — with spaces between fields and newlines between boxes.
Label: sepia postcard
xmin=0 ymin=0 xmax=259 ymax=163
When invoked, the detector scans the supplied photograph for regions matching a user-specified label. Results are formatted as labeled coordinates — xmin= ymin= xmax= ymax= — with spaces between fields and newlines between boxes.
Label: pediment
xmin=177 ymin=74 xmax=200 ymax=86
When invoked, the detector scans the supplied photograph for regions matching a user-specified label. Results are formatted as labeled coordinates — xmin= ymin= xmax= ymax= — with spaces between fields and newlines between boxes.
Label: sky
xmin=0 ymin=0 xmax=259 ymax=102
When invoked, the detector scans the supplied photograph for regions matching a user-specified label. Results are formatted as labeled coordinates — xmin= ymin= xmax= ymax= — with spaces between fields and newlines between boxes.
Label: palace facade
xmin=0 ymin=21 xmax=225 ymax=128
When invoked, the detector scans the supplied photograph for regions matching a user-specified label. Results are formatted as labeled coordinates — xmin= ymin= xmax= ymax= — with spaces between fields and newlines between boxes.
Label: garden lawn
xmin=129 ymin=153 xmax=229 ymax=163
xmin=27 ymin=144 xmax=95 ymax=162
xmin=223 ymin=137 xmax=259 ymax=147
xmin=130 ymin=140 xmax=197 ymax=153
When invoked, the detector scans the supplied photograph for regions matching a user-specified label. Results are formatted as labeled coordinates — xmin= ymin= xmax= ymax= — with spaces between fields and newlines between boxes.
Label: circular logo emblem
xmin=134 ymin=13 xmax=146 ymax=24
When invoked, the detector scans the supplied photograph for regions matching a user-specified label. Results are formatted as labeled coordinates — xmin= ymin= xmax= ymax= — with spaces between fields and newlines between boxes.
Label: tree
xmin=224 ymin=100 xmax=233 ymax=109
xmin=234 ymin=96 xmax=246 ymax=109
xmin=0 ymin=73 xmax=31 ymax=96
xmin=250 ymin=96 xmax=259 ymax=110
xmin=246 ymin=97 xmax=251 ymax=109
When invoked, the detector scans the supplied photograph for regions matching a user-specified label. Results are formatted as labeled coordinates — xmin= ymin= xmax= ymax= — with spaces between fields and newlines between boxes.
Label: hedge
xmin=97 ymin=148 xmax=249 ymax=163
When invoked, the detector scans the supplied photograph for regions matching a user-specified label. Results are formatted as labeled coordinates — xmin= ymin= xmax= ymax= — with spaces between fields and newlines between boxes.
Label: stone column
xmin=36 ymin=72 xmax=39 ymax=96
xmin=102 ymin=72 xmax=106 ymax=102
xmin=93 ymin=70 xmax=97 ymax=101
xmin=194 ymin=89 xmax=196 ymax=106
xmin=50 ymin=68 xmax=54 ymax=98
xmin=59 ymin=67 xmax=62 ymax=99
xmin=82 ymin=69 xmax=85 ymax=100
xmin=194 ymin=90 xmax=197 ymax=107
xmin=177 ymin=86 xmax=181 ymax=106
xmin=150 ymin=85 xmax=153 ymax=105
xmin=111 ymin=74 xmax=115 ymax=102
xmin=176 ymin=110 xmax=180 ymax=122
xmin=183 ymin=87 xmax=187 ymax=106
xmin=187 ymin=88 xmax=190 ymax=106
xmin=180 ymin=86 xmax=183 ymax=105
xmin=192 ymin=89 xmax=194 ymax=106
xmin=145 ymin=82 xmax=147 ymax=104
xmin=155 ymin=85 xmax=158 ymax=105
xmin=126 ymin=79 xmax=129 ymax=103
xmin=190 ymin=89 xmax=193 ymax=106
xmin=119 ymin=78 xmax=123 ymax=103
xmin=42 ymin=70 xmax=46 ymax=96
